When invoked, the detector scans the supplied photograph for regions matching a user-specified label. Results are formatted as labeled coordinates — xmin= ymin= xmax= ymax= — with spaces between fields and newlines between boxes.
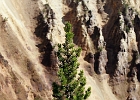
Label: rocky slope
xmin=0 ymin=0 xmax=140 ymax=100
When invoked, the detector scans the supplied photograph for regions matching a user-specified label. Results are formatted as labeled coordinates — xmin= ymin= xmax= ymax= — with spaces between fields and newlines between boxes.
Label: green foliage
xmin=77 ymin=0 xmax=82 ymax=2
xmin=98 ymin=47 xmax=103 ymax=52
xmin=125 ymin=25 xmax=130 ymax=33
xmin=2 ymin=17 xmax=8 ymax=22
xmin=52 ymin=22 xmax=91 ymax=100
xmin=123 ymin=1 xmax=129 ymax=16
xmin=118 ymin=11 xmax=122 ymax=15
xmin=132 ymin=19 xmax=134 ymax=25
xmin=136 ymin=53 xmax=140 ymax=60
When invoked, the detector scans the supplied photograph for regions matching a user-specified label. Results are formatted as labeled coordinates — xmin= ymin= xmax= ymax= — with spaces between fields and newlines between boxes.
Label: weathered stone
xmin=127 ymin=94 xmax=137 ymax=100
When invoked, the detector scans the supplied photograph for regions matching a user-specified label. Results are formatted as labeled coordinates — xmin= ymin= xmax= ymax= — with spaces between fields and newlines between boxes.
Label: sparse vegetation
xmin=2 ymin=17 xmax=8 ymax=22
xmin=132 ymin=19 xmax=134 ymax=25
xmin=77 ymin=0 xmax=82 ymax=2
xmin=125 ymin=25 xmax=130 ymax=33
xmin=98 ymin=47 xmax=103 ymax=52
xmin=52 ymin=22 xmax=91 ymax=100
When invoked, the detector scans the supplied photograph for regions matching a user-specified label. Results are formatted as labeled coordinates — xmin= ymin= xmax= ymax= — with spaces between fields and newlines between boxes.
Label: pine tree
xmin=52 ymin=22 xmax=91 ymax=100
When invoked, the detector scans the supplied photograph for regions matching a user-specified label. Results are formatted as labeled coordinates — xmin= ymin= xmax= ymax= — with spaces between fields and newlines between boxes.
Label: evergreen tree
xmin=52 ymin=22 xmax=91 ymax=100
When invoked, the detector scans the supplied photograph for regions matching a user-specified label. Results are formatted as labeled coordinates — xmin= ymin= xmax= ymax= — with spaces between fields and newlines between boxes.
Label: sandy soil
xmin=0 ymin=0 xmax=52 ymax=99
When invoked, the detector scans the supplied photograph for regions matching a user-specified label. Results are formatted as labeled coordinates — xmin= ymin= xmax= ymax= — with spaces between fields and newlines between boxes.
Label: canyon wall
xmin=0 ymin=0 xmax=140 ymax=100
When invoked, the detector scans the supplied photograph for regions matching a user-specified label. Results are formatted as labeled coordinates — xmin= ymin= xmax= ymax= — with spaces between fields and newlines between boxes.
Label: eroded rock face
xmin=28 ymin=0 xmax=140 ymax=100
xmin=127 ymin=94 xmax=137 ymax=100
xmin=97 ymin=29 xmax=107 ymax=74
xmin=98 ymin=49 xmax=107 ymax=74
xmin=1 ymin=0 xmax=140 ymax=100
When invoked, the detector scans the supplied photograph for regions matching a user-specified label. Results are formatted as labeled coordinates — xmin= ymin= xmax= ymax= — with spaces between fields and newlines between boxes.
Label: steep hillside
xmin=0 ymin=0 xmax=140 ymax=100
